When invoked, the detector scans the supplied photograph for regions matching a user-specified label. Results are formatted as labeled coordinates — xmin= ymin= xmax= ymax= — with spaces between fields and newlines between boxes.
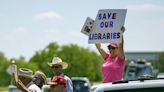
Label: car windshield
xmin=104 ymin=87 xmax=164 ymax=92
xmin=72 ymin=80 xmax=89 ymax=92
xmin=125 ymin=65 xmax=152 ymax=80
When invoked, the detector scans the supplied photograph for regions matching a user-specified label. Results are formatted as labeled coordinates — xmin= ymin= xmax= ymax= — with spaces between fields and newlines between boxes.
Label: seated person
xmin=12 ymin=68 xmax=41 ymax=92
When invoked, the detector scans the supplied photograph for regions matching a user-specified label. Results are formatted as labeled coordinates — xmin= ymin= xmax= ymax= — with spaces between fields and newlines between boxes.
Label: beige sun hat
xmin=17 ymin=68 xmax=34 ymax=86
xmin=48 ymin=57 xmax=68 ymax=69
xmin=18 ymin=68 xmax=33 ymax=79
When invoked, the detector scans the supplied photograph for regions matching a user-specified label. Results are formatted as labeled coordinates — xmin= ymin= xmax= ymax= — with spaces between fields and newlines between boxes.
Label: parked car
xmin=91 ymin=77 xmax=164 ymax=92
xmin=157 ymin=73 xmax=164 ymax=79
xmin=71 ymin=77 xmax=91 ymax=92
xmin=125 ymin=60 xmax=156 ymax=80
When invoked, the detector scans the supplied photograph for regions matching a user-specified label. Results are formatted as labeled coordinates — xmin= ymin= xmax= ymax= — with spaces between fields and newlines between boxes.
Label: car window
xmin=104 ymin=87 xmax=164 ymax=92
xmin=138 ymin=66 xmax=152 ymax=76
xmin=125 ymin=66 xmax=152 ymax=80
xmin=72 ymin=80 xmax=89 ymax=92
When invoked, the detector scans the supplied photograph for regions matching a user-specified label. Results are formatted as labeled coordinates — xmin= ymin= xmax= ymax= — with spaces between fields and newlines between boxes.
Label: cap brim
xmin=108 ymin=43 xmax=117 ymax=48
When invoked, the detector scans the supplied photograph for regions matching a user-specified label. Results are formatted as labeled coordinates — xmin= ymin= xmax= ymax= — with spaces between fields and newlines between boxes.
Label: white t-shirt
xmin=28 ymin=83 xmax=41 ymax=92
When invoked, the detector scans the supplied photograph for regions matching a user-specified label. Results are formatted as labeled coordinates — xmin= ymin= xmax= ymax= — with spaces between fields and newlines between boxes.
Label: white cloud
xmin=126 ymin=3 xmax=164 ymax=12
xmin=34 ymin=11 xmax=64 ymax=21
xmin=15 ymin=27 xmax=26 ymax=33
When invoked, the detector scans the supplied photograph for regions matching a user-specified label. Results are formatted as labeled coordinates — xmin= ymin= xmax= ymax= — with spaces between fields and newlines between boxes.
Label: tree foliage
xmin=57 ymin=44 xmax=102 ymax=81
xmin=29 ymin=43 xmax=102 ymax=81
xmin=29 ymin=42 xmax=60 ymax=77
xmin=1 ymin=42 xmax=164 ymax=86
xmin=155 ymin=52 xmax=164 ymax=72
xmin=0 ymin=52 xmax=10 ymax=86
xmin=0 ymin=42 xmax=102 ymax=86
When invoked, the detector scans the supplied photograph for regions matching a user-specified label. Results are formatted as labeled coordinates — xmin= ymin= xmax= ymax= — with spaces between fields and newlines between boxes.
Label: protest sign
xmin=81 ymin=17 xmax=94 ymax=36
xmin=88 ymin=9 xmax=127 ymax=44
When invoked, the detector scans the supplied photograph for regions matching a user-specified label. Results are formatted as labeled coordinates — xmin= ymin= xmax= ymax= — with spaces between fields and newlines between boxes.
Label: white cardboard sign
xmin=81 ymin=17 xmax=94 ymax=36
xmin=88 ymin=9 xmax=127 ymax=44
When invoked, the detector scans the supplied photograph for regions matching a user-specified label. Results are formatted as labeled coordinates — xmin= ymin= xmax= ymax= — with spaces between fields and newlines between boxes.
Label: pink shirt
xmin=102 ymin=53 xmax=126 ymax=83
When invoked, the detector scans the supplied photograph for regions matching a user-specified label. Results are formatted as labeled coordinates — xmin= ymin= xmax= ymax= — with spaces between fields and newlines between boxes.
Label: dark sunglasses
xmin=51 ymin=65 xmax=60 ymax=69
xmin=34 ymin=76 xmax=41 ymax=80
xmin=108 ymin=47 xmax=117 ymax=50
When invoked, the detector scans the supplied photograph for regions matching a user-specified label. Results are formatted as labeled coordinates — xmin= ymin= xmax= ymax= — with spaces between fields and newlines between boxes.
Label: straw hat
xmin=48 ymin=57 xmax=68 ymax=69
xmin=17 ymin=68 xmax=34 ymax=85
xmin=18 ymin=68 xmax=33 ymax=79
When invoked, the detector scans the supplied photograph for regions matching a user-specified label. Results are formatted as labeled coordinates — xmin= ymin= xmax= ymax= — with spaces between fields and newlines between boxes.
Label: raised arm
xmin=118 ymin=26 xmax=125 ymax=59
xmin=95 ymin=43 xmax=106 ymax=58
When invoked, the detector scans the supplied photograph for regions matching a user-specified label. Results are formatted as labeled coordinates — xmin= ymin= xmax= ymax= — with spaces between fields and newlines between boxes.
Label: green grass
xmin=0 ymin=86 xmax=8 ymax=91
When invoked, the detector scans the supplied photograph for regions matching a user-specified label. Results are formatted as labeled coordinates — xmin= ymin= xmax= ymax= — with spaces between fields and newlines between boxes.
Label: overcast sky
xmin=0 ymin=0 xmax=164 ymax=60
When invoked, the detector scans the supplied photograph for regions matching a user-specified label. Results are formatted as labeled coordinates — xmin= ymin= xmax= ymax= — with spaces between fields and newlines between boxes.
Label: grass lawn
xmin=0 ymin=86 xmax=8 ymax=91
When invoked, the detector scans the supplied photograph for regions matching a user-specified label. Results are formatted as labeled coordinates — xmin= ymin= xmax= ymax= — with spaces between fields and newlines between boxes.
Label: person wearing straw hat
xmin=12 ymin=68 xmax=41 ymax=92
xmin=48 ymin=57 xmax=73 ymax=92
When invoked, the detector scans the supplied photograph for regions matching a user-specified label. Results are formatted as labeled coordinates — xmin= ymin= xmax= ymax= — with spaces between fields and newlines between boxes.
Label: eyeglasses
xmin=108 ymin=47 xmax=117 ymax=51
xmin=51 ymin=65 xmax=60 ymax=69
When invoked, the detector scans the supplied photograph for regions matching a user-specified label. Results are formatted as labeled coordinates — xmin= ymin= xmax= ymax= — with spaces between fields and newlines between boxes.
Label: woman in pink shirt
xmin=95 ymin=27 xmax=126 ymax=83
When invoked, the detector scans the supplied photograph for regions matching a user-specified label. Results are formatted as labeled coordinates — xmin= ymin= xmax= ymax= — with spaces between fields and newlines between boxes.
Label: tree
xmin=155 ymin=52 xmax=164 ymax=72
xmin=53 ymin=44 xmax=102 ymax=81
xmin=29 ymin=42 xmax=59 ymax=77
xmin=29 ymin=42 xmax=102 ymax=81
xmin=13 ymin=56 xmax=39 ymax=72
xmin=0 ymin=52 xmax=10 ymax=86
xmin=0 ymin=42 xmax=103 ymax=86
